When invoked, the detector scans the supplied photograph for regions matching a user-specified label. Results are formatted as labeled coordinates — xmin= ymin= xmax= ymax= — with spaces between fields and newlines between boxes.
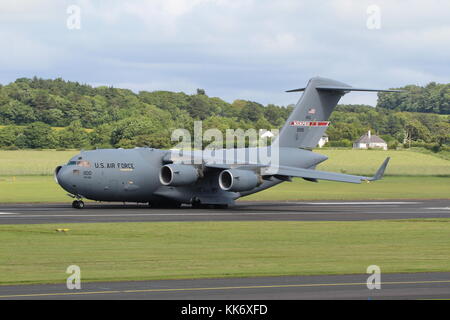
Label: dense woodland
xmin=0 ymin=77 xmax=448 ymax=151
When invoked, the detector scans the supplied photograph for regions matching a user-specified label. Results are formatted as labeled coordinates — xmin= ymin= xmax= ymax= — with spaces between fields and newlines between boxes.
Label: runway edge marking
xmin=1 ymin=279 xmax=450 ymax=299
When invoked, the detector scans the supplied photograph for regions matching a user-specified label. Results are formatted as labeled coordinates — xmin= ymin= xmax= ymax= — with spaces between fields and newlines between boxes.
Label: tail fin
xmin=272 ymin=77 xmax=400 ymax=149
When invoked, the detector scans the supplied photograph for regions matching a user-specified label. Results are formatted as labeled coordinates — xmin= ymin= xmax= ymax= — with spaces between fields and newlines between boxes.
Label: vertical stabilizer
xmin=272 ymin=77 xmax=349 ymax=149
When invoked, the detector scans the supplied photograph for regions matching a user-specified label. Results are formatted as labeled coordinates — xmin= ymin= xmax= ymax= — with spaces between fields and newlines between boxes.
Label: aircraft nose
xmin=54 ymin=166 xmax=62 ymax=184
xmin=54 ymin=166 xmax=75 ymax=193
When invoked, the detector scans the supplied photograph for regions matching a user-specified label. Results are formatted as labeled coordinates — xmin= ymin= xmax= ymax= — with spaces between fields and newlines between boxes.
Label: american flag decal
xmin=307 ymin=108 xmax=316 ymax=114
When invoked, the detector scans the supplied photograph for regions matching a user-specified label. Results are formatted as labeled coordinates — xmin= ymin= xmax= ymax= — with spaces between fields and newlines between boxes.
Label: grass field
xmin=0 ymin=149 xmax=449 ymax=202
xmin=0 ymin=149 xmax=449 ymax=176
xmin=0 ymin=150 xmax=77 ymax=176
xmin=0 ymin=176 xmax=450 ymax=203
xmin=316 ymin=149 xmax=450 ymax=176
xmin=244 ymin=176 xmax=450 ymax=201
xmin=0 ymin=175 xmax=448 ymax=203
xmin=1 ymin=219 xmax=449 ymax=285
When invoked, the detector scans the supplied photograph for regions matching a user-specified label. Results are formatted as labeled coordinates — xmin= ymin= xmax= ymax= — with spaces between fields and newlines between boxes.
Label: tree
xmin=0 ymin=126 xmax=23 ymax=147
xmin=0 ymin=100 xmax=36 ymax=124
xmin=377 ymin=83 xmax=450 ymax=115
xmin=57 ymin=121 xmax=90 ymax=148
xmin=196 ymin=88 xmax=206 ymax=95
xmin=90 ymin=124 xmax=113 ymax=148
xmin=188 ymin=95 xmax=212 ymax=120
xmin=22 ymin=122 xmax=56 ymax=148
xmin=239 ymin=101 xmax=264 ymax=122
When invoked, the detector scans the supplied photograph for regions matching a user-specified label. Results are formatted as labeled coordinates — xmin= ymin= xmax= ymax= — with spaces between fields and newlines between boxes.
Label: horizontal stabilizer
xmin=316 ymin=86 xmax=402 ymax=93
xmin=285 ymin=87 xmax=306 ymax=93
xmin=286 ymin=86 xmax=402 ymax=93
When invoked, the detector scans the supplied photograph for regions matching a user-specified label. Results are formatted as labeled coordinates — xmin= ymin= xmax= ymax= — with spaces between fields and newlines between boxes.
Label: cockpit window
xmin=66 ymin=160 xmax=91 ymax=167
xmin=77 ymin=160 xmax=91 ymax=168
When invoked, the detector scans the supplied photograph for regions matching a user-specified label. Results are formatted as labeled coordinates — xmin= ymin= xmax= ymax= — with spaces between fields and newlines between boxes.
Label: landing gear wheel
xmin=72 ymin=200 xmax=85 ymax=209
xmin=191 ymin=197 xmax=202 ymax=209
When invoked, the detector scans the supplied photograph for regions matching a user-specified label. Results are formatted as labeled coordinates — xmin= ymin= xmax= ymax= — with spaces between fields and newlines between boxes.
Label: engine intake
xmin=159 ymin=164 xmax=199 ymax=186
xmin=219 ymin=169 xmax=261 ymax=192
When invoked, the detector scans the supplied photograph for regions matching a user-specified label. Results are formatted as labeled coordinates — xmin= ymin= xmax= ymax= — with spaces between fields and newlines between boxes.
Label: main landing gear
xmin=72 ymin=200 xmax=85 ymax=209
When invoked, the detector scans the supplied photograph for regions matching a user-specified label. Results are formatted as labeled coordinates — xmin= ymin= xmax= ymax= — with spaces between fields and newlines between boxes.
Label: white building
xmin=353 ymin=130 xmax=388 ymax=150
xmin=317 ymin=133 xmax=329 ymax=148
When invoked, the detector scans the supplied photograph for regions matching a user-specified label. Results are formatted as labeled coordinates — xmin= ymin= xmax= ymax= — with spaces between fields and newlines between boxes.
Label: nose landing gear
xmin=67 ymin=193 xmax=85 ymax=209
xmin=72 ymin=200 xmax=85 ymax=209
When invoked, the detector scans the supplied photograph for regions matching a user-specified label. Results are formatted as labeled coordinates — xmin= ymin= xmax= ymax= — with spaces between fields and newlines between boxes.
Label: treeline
xmin=328 ymin=105 xmax=449 ymax=150
xmin=377 ymin=82 xmax=450 ymax=114
xmin=0 ymin=77 xmax=290 ymax=129
xmin=0 ymin=77 xmax=449 ymax=151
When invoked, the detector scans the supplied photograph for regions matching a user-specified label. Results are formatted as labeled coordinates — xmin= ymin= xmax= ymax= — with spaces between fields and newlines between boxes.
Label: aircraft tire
xmin=72 ymin=200 xmax=84 ymax=209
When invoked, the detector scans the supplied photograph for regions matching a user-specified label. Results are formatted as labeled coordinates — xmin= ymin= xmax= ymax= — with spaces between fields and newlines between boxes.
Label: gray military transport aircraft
xmin=55 ymin=77 xmax=395 ymax=209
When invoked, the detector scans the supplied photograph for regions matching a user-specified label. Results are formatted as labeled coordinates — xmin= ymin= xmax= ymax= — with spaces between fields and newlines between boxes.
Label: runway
xmin=0 ymin=200 xmax=449 ymax=224
xmin=1 ymin=272 xmax=449 ymax=300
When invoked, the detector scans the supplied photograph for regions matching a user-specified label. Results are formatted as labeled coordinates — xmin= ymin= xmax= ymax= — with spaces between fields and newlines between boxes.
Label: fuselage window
xmin=67 ymin=161 xmax=77 ymax=165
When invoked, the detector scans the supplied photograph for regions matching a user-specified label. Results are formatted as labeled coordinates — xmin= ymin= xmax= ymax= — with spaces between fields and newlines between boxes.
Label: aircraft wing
xmin=262 ymin=157 xmax=390 ymax=184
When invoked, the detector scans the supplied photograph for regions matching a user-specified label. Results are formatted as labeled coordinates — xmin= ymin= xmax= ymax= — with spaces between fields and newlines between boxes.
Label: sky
xmin=1 ymin=0 xmax=449 ymax=106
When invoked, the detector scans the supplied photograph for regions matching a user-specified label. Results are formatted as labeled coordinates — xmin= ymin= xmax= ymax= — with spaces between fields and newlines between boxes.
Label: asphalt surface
xmin=0 ymin=200 xmax=449 ymax=224
xmin=1 ymin=272 xmax=449 ymax=300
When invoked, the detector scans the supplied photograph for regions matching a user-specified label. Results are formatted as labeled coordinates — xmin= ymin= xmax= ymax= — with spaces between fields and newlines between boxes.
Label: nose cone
xmin=55 ymin=166 xmax=76 ymax=194
xmin=54 ymin=166 xmax=62 ymax=184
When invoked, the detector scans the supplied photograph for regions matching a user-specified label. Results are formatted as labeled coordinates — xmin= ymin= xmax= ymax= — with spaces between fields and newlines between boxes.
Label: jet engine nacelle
xmin=159 ymin=164 xmax=200 ymax=186
xmin=219 ymin=169 xmax=261 ymax=192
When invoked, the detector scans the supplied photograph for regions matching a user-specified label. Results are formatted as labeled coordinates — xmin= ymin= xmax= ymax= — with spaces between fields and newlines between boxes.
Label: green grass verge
xmin=316 ymin=149 xmax=450 ymax=176
xmin=244 ymin=176 xmax=450 ymax=201
xmin=1 ymin=220 xmax=450 ymax=285
xmin=0 ymin=176 xmax=67 ymax=203
xmin=0 ymin=149 xmax=449 ymax=176
xmin=0 ymin=176 xmax=449 ymax=203
xmin=0 ymin=150 xmax=78 ymax=176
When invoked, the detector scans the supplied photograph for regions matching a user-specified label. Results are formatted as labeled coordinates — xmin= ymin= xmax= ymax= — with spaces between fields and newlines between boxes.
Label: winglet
xmin=368 ymin=157 xmax=390 ymax=181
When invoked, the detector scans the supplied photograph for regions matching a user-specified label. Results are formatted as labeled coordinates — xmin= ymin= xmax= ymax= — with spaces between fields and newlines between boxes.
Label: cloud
xmin=0 ymin=0 xmax=449 ymax=106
